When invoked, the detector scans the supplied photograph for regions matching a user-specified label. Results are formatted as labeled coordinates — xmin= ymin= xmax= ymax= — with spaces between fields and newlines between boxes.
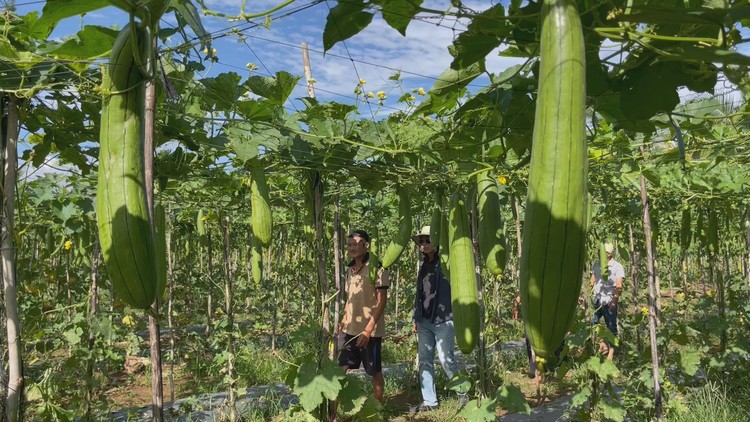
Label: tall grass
xmin=669 ymin=381 xmax=750 ymax=422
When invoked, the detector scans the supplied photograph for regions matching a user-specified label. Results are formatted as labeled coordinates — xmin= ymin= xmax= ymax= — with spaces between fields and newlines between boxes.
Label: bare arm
xmin=358 ymin=288 xmax=387 ymax=347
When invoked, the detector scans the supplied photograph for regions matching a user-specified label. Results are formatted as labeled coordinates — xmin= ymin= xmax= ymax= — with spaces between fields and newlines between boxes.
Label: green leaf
xmin=377 ymin=0 xmax=422 ymax=35
xmin=236 ymin=100 xmax=275 ymax=122
xmin=0 ymin=37 xmax=19 ymax=60
xmin=52 ymin=202 xmax=78 ymax=222
xmin=337 ymin=376 xmax=368 ymax=415
xmin=293 ymin=360 xmax=345 ymax=412
xmin=458 ymin=397 xmax=497 ymax=422
xmin=680 ymin=346 xmax=701 ymax=376
xmin=448 ymin=372 xmax=472 ymax=394
xmin=598 ymin=398 xmax=626 ymax=422
xmin=450 ymin=4 xmax=507 ymax=68
xmin=570 ymin=386 xmax=591 ymax=409
xmin=199 ymin=72 xmax=242 ymax=111
xmin=497 ymin=385 xmax=530 ymax=414
xmin=40 ymin=26 xmax=118 ymax=60
xmin=244 ymin=71 xmax=300 ymax=107
xmin=170 ymin=0 xmax=210 ymax=47
xmin=63 ymin=327 xmax=83 ymax=345
xmin=414 ymin=61 xmax=485 ymax=115
xmin=620 ymin=63 xmax=681 ymax=121
xmin=598 ymin=358 xmax=620 ymax=380
xmin=31 ymin=0 xmax=111 ymax=38
xmin=323 ymin=0 xmax=374 ymax=51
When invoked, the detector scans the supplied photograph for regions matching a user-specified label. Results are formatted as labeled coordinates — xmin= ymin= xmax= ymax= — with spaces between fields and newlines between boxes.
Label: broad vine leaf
xmin=450 ymin=4 xmax=508 ymax=69
xmin=376 ymin=0 xmax=422 ymax=36
xmin=40 ymin=26 xmax=118 ymax=60
xmin=323 ymin=0 xmax=374 ymax=52
xmin=598 ymin=398 xmax=626 ymax=422
xmin=293 ymin=360 xmax=345 ymax=412
xmin=31 ymin=0 xmax=111 ymax=38
xmin=63 ymin=327 xmax=83 ymax=345
xmin=457 ymin=397 xmax=497 ymax=422
xmin=170 ymin=0 xmax=211 ymax=48
xmin=570 ymin=386 xmax=592 ymax=409
xmin=337 ymin=376 xmax=369 ymax=415
xmin=620 ymin=63 xmax=681 ymax=121
xmin=585 ymin=356 xmax=620 ymax=381
xmin=236 ymin=100 xmax=275 ymax=122
xmin=414 ymin=61 xmax=485 ymax=115
xmin=199 ymin=72 xmax=242 ymax=111
xmin=52 ymin=202 xmax=77 ymax=223
xmin=680 ymin=346 xmax=701 ymax=376
xmin=0 ymin=37 xmax=19 ymax=60
xmin=447 ymin=372 xmax=472 ymax=394
xmin=244 ymin=71 xmax=300 ymax=107
xmin=497 ymin=385 xmax=530 ymax=414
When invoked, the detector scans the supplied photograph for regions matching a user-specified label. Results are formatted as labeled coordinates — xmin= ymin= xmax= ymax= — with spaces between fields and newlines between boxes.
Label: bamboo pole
xmin=144 ymin=39 xmax=164 ymax=421
xmin=222 ymin=216 xmax=236 ymax=421
xmin=640 ymin=163 xmax=662 ymax=421
xmin=3 ymin=95 xmax=24 ymax=422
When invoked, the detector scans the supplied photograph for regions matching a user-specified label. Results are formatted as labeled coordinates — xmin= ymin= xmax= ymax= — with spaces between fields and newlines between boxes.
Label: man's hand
xmin=511 ymin=305 xmax=519 ymax=320
xmin=356 ymin=330 xmax=371 ymax=348
xmin=608 ymin=301 xmax=617 ymax=311
xmin=412 ymin=322 xmax=417 ymax=333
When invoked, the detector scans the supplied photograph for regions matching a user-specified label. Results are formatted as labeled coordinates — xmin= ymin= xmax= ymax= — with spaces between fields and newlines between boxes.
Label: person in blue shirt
xmin=590 ymin=242 xmax=625 ymax=360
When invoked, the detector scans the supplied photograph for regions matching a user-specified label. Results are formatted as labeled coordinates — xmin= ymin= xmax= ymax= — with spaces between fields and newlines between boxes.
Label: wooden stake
xmin=639 ymin=154 xmax=662 ymax=421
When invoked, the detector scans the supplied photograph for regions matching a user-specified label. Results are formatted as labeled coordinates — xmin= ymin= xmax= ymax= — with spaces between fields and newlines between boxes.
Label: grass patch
xmin=669 ymin=381 xmax=750 ymax=422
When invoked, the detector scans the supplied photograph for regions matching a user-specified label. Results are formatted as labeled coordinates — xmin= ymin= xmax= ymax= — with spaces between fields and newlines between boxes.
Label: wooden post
xmin=166 ymin=211 xmax=176 ymax=404
xmin=639 ymin=157 xmax=662 ymax=421
xmin=302 ymin=42 xmax=316 ymax=98
xmin=332 ymin=193 xmax=342 ymax=359
xmin=85 ymin=238 xmax=101 ymax=417
xmin=3 ymin=95 xmax=24 ymax=422
xmin=628 ymin=224 xmax=642 ymax=352
xmin=222 ymin=216 xmax=237 ymax=421
xmin=143 ymin=34 xmax=164 ymax=421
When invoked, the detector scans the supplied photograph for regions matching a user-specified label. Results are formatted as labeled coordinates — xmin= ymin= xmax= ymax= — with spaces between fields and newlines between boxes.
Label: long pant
xmin=417 ymin=319 xmax=457 ymax=407
xmin=593 ymin=301 xmax=618 ymax=348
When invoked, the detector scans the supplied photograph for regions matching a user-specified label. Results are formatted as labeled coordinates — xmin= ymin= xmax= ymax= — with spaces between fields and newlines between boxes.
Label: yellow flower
xmin=497 ymin=175 xmax=508 ymax=185
xmin=407 ymin=95 xmax=416 ymax=102
xmin=359 ymin=79 xmax=366 ymax=86
xmin=366 ymin=91 xmax=374 ymax=98
xmin=203 ymin=47 xmax=209 ymax=55
xmin=664 ymin=381 xmax=672 ymax=388
xmin=211 ymin=48 xmax=217 ymax=56
xmin=64 ymin=240 xmax=73 ymax=251
xmin=417 ymin=87 xmax=426 ymax=96
xmin=641 ymin=306 xmax=649 ymax=316
xmin=122 ymin=315 xmax=136 ymax=327
xmin=706 ymin=290 xmax=715 ymax=297
xmin=377 ymin=91 xmax=386 ymax=99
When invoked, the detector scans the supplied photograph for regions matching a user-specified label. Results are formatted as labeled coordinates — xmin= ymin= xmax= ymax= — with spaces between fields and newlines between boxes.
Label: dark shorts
xmin=337 ymin=333 xmax=382 ymax=376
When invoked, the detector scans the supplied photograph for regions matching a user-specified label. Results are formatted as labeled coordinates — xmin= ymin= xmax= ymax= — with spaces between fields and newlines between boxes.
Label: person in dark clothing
xmin=411 ymin=226 xmax=462 ymax=412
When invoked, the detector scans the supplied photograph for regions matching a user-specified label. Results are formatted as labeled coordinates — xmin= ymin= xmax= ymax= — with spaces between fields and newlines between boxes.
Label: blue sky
xmin=15 ymin=0 xmax=525 ymax=120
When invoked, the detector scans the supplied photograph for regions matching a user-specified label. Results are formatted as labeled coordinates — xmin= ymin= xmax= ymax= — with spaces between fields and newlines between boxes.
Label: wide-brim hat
xmin=411 ymin=225 xmax=431 ymax=242
xmin=605 ymin=243 xmax=614 ymax=253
